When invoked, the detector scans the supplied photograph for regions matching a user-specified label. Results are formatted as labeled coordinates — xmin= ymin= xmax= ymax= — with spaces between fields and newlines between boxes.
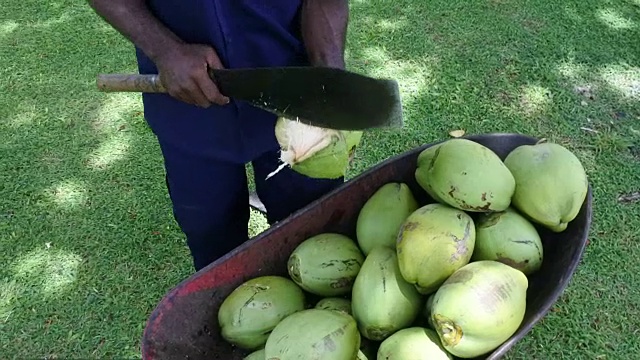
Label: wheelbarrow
xmin=140 ymin=133 xmax=593 ymax=360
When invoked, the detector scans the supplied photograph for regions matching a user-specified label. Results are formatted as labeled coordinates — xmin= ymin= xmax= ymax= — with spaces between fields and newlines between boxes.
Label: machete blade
xmin=210 ymin=66 xmax=404 ymax=131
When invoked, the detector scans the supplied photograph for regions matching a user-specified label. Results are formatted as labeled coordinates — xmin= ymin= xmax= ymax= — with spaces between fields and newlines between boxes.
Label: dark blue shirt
xmin=136 ymin=0 xmax=308 ymax=163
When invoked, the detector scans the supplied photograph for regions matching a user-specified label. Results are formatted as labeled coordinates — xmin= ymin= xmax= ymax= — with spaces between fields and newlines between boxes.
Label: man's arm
xmin=88 ymin=0 xmax=182 ymax=63
xmin=300 ymin=0 xmax=349 ymax=69
xmin=88 ymin=0 xmax=229 ymax=107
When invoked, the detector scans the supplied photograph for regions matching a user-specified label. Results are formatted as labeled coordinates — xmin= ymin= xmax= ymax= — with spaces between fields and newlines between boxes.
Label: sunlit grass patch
xmin=596 ymin=8 xmax=637 ymax=29
xmin=0 ymin=20 xmax=19 ymax=38
xmin=85 ymin=132 xmax=132 ymax=170
xmin=12 ymin=248 xmax=82 ymax=296
xmin=516 ymin=84 xmax=553 ymax=116
xmin=45 ymin=179 xmax=89 ymax=208
xmin=599 ymin=64 xmax=640 ymax=99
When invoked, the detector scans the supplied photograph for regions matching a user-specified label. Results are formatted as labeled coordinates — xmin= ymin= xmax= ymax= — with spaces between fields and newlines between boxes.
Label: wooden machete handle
xmin=96 ymin=74 xmax=167 ymax=93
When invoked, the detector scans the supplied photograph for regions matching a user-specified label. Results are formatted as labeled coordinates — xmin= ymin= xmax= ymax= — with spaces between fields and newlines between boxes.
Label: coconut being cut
xmin=267 ymin=116 xmax=363 ymax=180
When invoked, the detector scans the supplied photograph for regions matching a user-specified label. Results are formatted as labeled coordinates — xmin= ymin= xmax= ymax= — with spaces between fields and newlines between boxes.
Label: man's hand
xmin=88 ymin=0 xmax=229 ymax=108
xmin=155 ymin=44 xmax=229 ymax=108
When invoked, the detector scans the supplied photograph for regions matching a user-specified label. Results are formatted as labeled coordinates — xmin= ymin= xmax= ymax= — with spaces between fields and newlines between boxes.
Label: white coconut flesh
xmin=266 ymin=118 xmax=342 ymax=179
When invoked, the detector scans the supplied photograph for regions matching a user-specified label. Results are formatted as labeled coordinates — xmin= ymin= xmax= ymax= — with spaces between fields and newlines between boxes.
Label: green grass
xmin=1 ymin=0 xmax=639 ymax=358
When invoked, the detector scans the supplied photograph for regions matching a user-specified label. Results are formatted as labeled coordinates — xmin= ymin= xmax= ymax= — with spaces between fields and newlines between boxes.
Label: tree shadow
xmin=0 ymin=1 xmax=194 ymax=358
xmin=343 ymin=0 xmax=640 ymax=358
xmin=345 ymin=0 xmax=639 ymax=157
xmin=344 ymin=0 xmax=639 ymax=181
xmin=1 ymin=98 xmax=189 ymax=359
xmin=0 ymin=1 xmax=286 ymax=357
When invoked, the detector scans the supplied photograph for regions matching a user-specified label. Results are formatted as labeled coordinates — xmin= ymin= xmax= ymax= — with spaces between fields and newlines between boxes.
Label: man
xmin=88 ymin=0 xmax=349 ymax=271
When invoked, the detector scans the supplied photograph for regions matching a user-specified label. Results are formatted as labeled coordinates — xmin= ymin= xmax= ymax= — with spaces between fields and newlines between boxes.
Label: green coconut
xmin=423 ymin=294 xmax=436 ymax=329
xmin=503 ymin=141 xmax=588 ymax=232
xmin=243 ymin=348 xmax=265 ymax=360
xmin=396 ymin=203 xmax=476 ymax=295
xmin=264 ymin=309 xmax=361 ymax=359
xmin=351 ymin=246 xmax=423 ymax=341
xmin=217 ymin=276 xmax=306 ymax=350
xmin=315 ymin=297 xmax=352 ymax=315
xmin=471 ymin=207 xmax=544 ymax=275
xmin=269 ymin=116 xmax=363 ymax=179
xmin=430 ymin=261 xmax=528 ymax=358
xmin=287 ymin=233 xmax=365 ymax=297
xmin=355 ymin=182 xmax=419 ymax=256
xmin=345 ymin=130 xmax=364 ymax=163
xmin=377 ymin=327 xmax=453 ymax=360
xmin=415 ymin=139 xmax=515 ymax=212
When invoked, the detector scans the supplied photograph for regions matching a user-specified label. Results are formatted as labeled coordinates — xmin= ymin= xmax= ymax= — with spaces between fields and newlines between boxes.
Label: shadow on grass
xmin=1 ymin=95 xmax=188 ymax=358
xmin=0 ymin=1 xmax=194 ymax=358
xmin=0 ymin=1 xmax=279 ymax=358
xmin=345 ymin=0 xmax=639 ymax=163
xmin=342 ymin=0 xmax=640 ymax=359
xmin=344 ymin=0 xmax=639 ymax=192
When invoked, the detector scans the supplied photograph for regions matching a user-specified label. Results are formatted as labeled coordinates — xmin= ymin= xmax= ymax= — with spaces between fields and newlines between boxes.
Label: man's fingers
xmin=186 ymin=66 xmax=226 ymax=107
xmin=179 ymin=79 xmax=212 ymax=108
xmin=195 ymin=73 xmax=229 ymax=106
xmin=203 ymin=47 xmax=224 ymax=70
xmin=157 ymin=45 xmax=230 ymax=108
xmin=191 ymin=88 xmax=213 ymax=108
xmin=200 ymin=48 xmax=230 ymax=105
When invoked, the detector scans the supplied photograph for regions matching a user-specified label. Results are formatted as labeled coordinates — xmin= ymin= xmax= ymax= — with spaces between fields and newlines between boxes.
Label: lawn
xmin=1 ymin=0 xmax=639 ymax=358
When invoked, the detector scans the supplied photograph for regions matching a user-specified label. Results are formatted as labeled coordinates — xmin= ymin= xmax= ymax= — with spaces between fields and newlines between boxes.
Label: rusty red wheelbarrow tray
xmin=141 ymin=133 xmax=593 ymax=360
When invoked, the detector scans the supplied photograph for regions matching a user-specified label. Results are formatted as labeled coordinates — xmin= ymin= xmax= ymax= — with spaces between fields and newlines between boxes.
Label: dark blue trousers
xmin=158 ymin=140 xmax=344 ymax=271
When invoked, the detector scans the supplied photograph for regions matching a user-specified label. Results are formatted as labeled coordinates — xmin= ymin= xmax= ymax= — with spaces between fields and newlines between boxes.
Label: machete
xmin=96 ymin=66 xmax=403 ymax=131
